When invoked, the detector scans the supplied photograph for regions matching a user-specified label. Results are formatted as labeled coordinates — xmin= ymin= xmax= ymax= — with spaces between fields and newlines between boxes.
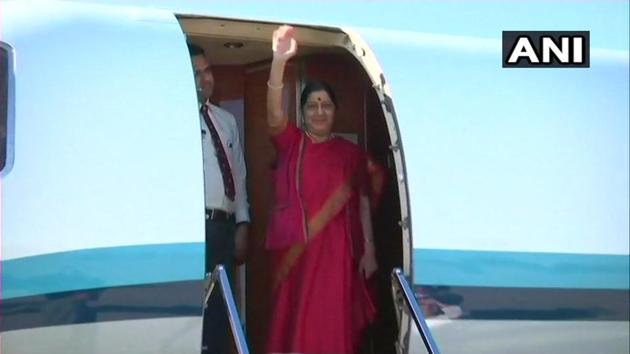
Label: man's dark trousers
xmin=202 ymin=215 xmax=235 ymax=354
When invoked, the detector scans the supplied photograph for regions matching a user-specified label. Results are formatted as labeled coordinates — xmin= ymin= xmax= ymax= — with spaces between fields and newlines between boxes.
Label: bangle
xmin=267 ymin=81 xmax=284 ymax=89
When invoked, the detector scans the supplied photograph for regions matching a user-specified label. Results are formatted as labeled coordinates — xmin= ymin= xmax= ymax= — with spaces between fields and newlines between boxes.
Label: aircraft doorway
xmin=179 ymin=16 xmax=408 ymax=354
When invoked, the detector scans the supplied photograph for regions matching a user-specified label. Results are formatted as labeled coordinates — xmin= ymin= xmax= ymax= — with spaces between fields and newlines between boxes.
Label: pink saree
xmin=266 ymin=123 xmax=376 ymax=354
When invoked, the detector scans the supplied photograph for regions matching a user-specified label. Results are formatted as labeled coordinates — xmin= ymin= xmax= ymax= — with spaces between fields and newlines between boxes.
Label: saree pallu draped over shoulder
xmin=266 ymin=123 xmax=376 ymax=354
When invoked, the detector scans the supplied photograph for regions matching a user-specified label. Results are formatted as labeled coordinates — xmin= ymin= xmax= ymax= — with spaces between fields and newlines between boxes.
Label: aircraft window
xmin=0 ymin=43 xmax=11 ymax=173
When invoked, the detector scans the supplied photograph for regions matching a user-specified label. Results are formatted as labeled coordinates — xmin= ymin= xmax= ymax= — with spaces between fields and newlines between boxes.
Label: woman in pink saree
xmin=265 ymin=25 xmax=380 ymax=354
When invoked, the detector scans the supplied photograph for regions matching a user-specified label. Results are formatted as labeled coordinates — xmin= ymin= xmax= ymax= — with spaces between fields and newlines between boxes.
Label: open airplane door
xmin=1 ymin=3 xmax=206 ymax=353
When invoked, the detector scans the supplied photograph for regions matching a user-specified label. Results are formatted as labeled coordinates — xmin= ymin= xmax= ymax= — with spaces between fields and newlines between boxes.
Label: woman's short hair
xmin=300 ymin=81 xmax=338 ymax=112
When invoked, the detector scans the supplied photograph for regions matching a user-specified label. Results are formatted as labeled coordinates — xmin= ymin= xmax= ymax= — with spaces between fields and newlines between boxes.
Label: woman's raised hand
xmin=267 ymin=25 xmax=294 ymax=131
xmin=272 ymin=25 xmax=297 ymax=62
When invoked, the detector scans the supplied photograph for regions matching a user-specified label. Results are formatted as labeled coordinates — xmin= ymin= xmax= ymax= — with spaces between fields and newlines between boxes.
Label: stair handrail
xmin=391 ymin=267 xmax=441 ymax=354
xmin=203 ymin=264 xmax=250 ymax=354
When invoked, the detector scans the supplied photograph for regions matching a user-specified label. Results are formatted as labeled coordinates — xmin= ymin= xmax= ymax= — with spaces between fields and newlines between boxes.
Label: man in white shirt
xmin=188 ymin=43 xmax=249 ymax=354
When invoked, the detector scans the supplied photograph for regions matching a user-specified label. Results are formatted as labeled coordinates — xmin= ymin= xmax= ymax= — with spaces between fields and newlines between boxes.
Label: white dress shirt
xmin=200 ymin=103 xmax=250 ymax=224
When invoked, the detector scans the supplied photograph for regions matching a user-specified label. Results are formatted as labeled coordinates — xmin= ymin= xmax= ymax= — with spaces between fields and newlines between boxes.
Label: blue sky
xmin=76 ymin=0 xmax=629 ymax=50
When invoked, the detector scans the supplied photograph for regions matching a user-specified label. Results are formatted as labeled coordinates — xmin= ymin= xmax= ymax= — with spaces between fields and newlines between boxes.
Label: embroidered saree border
xmin=273 ymin=181 xmax=353 ymax=289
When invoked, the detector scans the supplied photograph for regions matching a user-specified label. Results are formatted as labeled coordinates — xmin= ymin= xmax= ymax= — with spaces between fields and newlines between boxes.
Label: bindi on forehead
xmin=307 ymin=95 xmax=333 ymax=105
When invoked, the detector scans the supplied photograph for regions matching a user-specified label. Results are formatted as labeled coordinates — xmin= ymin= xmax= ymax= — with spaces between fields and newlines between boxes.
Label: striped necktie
xmin=201 ymin=105 xmax=236 ymax=201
